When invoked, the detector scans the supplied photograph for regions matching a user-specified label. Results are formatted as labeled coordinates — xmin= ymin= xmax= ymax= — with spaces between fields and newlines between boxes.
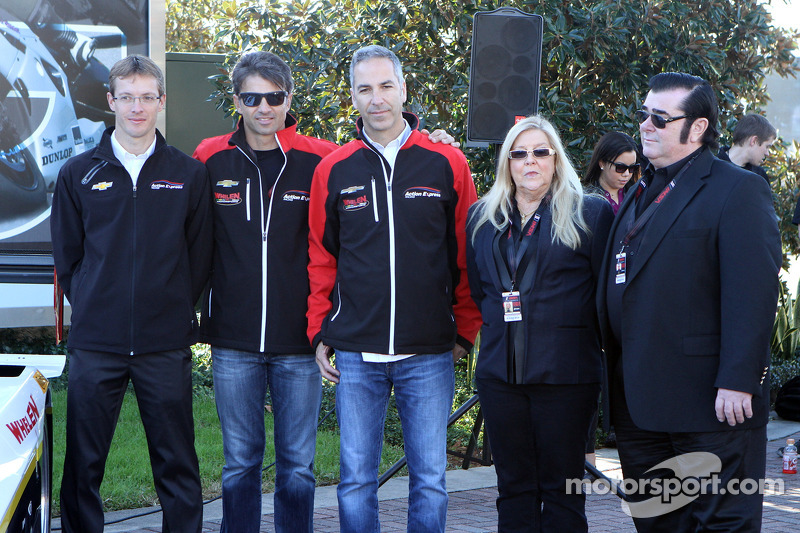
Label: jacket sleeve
xmin=307 ymin=163 xmax=339 ymax=347
xmin=185 ymin=165 xmax=214 ymax=304
xmin=449 ymin=153 xmax=482 ymax=351
xmin=50 ymin=163 xmax=84 ymax=303
xmin=715 ymin=174 xmax=781 ymax=396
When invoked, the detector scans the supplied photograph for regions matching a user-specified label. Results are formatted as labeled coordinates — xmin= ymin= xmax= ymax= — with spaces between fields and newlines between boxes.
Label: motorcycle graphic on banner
xmin=0 ymin=0 xmax=148 ymax=246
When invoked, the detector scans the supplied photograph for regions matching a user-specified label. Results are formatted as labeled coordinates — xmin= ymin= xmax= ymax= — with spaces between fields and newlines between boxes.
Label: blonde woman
xmin=466 ymin=115 xmax=613 ymax=531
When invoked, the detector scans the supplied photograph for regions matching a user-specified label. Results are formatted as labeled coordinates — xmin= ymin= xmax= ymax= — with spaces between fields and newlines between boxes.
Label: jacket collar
xmin=95 ymin=126 xmax=166 ymax=165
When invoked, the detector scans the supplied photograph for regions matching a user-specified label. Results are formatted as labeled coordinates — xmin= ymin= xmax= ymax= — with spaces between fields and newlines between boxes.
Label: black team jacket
xmin=51 ymin=128 xmax=213 ymax=354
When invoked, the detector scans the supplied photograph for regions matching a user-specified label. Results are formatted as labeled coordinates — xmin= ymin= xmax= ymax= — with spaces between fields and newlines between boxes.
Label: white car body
xmin=0 ymin=355 xmax=65 ymax=532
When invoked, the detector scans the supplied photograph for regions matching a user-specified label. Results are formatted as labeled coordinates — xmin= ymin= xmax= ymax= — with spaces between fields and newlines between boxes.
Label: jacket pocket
xmin=683 ymin=334 xmax=720 ymax=356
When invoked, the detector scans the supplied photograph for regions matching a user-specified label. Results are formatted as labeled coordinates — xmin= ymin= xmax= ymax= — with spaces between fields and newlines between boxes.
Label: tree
xmin=167 ymin=0 xmax=800 ymax=254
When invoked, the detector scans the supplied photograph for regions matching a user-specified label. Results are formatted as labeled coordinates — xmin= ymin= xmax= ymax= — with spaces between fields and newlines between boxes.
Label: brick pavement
xmin=69 ymin=429 xmax=800 ymax=532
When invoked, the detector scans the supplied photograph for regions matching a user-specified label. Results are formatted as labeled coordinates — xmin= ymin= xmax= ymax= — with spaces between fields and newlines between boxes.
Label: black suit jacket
xmin=467 ymin=196 xmax=614 ymax=384
xmin=597 ymin=147 xmax=781 ymax=433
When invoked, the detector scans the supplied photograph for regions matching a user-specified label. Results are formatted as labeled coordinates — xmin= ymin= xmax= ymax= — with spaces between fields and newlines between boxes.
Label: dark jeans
xmin=60 ymin=348 xmax=202 ymax=533
xmin=477 ymin=378 xmax=599 ymax=533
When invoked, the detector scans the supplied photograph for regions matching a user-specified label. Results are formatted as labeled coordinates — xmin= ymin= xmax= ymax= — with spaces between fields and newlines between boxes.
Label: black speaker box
xmin=466 ymin=8 xmax=543 ymax=146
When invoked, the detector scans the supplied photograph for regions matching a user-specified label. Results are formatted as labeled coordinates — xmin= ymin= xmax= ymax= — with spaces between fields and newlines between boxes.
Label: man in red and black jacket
xmin=307 ymin=44 xmax=481 ymax=533
xmin=192 ymin=51 xmax=336 ymax=533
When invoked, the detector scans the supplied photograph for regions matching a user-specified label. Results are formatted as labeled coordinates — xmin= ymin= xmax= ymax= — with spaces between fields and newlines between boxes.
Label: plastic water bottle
xmin=783 ymin=438 xmax=797 ymax=474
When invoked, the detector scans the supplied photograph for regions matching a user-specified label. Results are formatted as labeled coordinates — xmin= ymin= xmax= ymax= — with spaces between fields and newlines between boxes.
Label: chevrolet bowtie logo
xmin=92 ymin=181 xmax=113 ymax=191
xmin=216 ymin=180 xmax=239 ymax=188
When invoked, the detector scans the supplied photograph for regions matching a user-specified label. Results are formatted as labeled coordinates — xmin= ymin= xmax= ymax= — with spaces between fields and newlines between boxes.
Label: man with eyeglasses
xmin=307 ymin=44 xmax=481 ymax=532
xmin=192 ymin=50 xmax=458 ymax=532
xmin=52 ymin=54 xmax=211 ymax=532
xmin=597 ymin=72 xmax=780 ymax=531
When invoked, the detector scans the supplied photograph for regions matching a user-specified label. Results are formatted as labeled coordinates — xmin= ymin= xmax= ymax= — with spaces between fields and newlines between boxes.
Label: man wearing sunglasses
xmin=307 ymin=44 xmax=481 ymax=533
xmin=192 ymin=50 xmax=458 ymax=532
xmin=598 ymin=72 xmax=780 ymax=532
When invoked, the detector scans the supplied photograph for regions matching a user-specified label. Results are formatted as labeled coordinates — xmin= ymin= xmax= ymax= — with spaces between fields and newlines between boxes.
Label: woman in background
xmin=466 ymin=116 xmax=613 ymax=531
xmin=582 ymin=131 xmax=641 ymax=214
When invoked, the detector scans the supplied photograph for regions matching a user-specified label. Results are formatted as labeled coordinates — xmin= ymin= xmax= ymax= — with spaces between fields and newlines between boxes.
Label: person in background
xmin=52 ymin=54 xmax=211 ymax=533
xmin=466 ymin=115 xmax=614 ymax=531
xmin=718 ymin=113 xmax=776 ymax=183
xmin=581 ymin=130 xmax=641 ymax=465
xmin=582 ymin=131 xmax=641 ymax=215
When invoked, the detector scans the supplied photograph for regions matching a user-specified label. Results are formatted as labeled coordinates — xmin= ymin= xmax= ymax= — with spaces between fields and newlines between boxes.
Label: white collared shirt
xmin=360 ymin=122 xmax=415 ymax=363
xmin=111 ymin=131 xmax=156 ymax=188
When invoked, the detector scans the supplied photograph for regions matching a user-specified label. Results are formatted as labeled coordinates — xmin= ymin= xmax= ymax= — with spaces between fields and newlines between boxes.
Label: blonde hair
xmin=470 ymin=115 xmax=588 ymax=249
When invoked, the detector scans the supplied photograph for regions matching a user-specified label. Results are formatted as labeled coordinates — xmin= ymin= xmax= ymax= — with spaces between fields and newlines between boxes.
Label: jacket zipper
xmin=371 ymin=177 xmax=379 ymax=222
xmin=236 ymin=144 xmax=288 ymax=353
xmin=130 ymin=183 xmax=137 ymax=356
xmin=384 ymin=166 xmax=397 ymax=355
xmin=207 ymin=288 xmax=213 ymax=318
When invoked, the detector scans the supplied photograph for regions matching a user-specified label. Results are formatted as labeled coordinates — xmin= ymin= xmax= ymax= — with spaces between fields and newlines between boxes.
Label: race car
xmin=0 ymin=354 xmax=65 ymax=532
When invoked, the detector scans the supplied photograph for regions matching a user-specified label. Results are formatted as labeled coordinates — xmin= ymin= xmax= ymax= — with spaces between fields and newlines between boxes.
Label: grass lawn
xmin=50 ymin=388 xmax=406 ymax=515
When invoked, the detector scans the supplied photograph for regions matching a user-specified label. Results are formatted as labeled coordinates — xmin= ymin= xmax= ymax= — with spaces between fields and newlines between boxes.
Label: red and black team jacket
xmin=307 ymin=113 xmax=482 ymax=355
xmin=193 ymin=115 xmax=337 ymax=354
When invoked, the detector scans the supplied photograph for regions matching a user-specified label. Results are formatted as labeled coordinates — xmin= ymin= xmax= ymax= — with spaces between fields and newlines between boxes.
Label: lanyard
xmin=620 ymin=154 xmax=698 ymax=252
xmin=506 ymin=211 xmax=541 ymax=289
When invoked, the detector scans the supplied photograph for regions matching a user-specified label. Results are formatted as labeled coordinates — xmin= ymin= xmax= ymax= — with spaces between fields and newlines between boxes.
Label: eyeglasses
xmin=508 ymin=148 xmax=556 ymax=160
xmin=239 ymin=91 xmax=288 ymax=107
xmin=608 ymin=162 xmax=641 ymax=175
xmin=112 ymin=95 xmax=162 ymax=106
xmin=635 ymin=109 xmax=691 ymax=129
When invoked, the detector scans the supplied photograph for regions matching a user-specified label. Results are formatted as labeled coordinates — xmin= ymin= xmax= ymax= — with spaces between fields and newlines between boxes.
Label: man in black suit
xmin=598 ymin=72 xmax=781 ymax=532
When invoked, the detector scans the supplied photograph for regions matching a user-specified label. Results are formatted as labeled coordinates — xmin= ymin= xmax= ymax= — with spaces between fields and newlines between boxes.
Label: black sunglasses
xmin=239 ymin=91 xmax=288 ymax=107
xmin=508 ymin=148 xmax=556 ymax=160
xmin=608 ymin=161 xmax=641 ymax=175
xmin=635 ymin=109 xmax=691 ymax=129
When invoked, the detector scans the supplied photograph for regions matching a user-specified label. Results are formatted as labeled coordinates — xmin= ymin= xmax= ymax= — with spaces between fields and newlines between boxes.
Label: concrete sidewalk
xmin=55 ymin=418 xmax=800 ymax=532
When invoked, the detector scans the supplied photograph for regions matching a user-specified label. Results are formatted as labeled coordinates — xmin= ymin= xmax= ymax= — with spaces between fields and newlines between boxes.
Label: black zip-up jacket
xmin=51 ymin=128 xmax=213 ymax=354
xmin=193 ymin=115 xmax=337 ymax=353
xmin=307 ymin=113 xmax=482 ymax=355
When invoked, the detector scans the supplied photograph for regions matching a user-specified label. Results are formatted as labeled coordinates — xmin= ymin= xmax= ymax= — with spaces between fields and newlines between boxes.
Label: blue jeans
xmin=212 ymin=347 xmax=322 ymax=533
xmin=335 ymin=350 xmax=455 ymax=533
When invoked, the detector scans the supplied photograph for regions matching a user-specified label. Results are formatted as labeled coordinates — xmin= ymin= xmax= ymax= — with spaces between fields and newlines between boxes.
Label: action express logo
xmin=150 ymin=180 xmax=184 ymax=190
xmin=404 ymin=187 xmax=441 ymax=199
xmin=283 ymin=190 xmax=310 ymax=202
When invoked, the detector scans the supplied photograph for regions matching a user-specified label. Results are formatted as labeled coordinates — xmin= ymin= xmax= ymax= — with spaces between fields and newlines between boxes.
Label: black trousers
xmin=477 ymin=378 xmax=600 ymax=533
xmin=613 ymin=390 xmax=766 ymax=532
xmin=59 ymin=348 xmax=202 ymax=533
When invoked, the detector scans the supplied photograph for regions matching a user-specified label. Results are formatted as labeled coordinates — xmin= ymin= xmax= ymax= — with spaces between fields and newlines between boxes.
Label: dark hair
xmin=648 ymin=72 xmax=720 ymax=151
xmin=583 ymin=131 xmax=641 ymax=189
xmin=732 ymin=114 xmax=777 ymax=145
xmin=109 ymin=55 xmax=164 ymax=96
xmin=231 ymin=51 xmax=294 ymax=95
